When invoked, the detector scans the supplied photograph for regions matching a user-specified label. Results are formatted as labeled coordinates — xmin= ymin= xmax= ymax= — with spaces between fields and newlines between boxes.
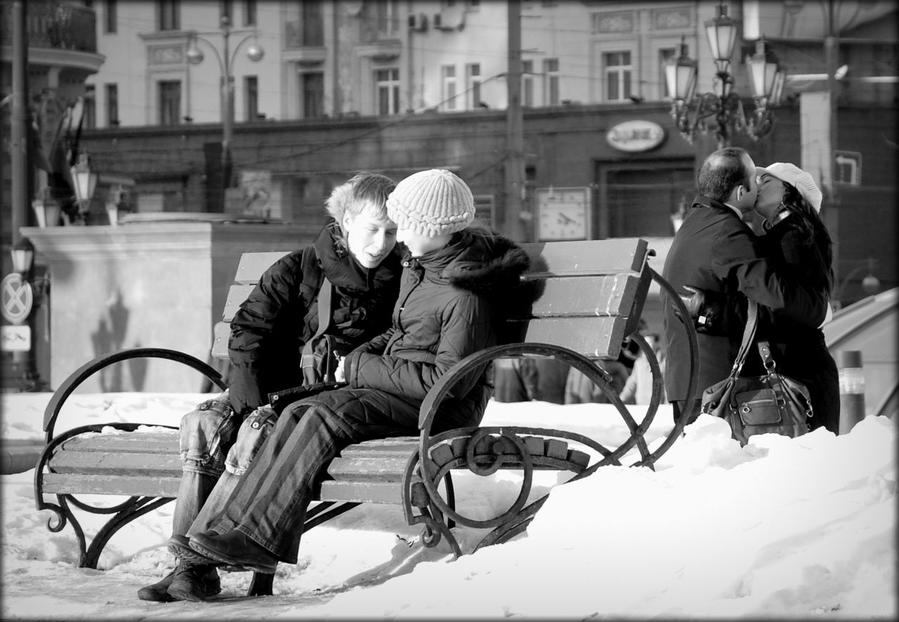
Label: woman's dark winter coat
xmin=344 ymin=228 xmax=531 ymax=429
xmin=749 ymin=206 xmax=840 ymax=432
xmin=227 ymin=222 xmax=402 ymax=415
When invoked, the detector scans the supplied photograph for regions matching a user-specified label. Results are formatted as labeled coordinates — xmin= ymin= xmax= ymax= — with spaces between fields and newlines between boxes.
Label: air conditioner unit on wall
xmin=408 ymin=12 xmax=428 ymax=31
xmin=433 ymin=7 xmax=465 ymax=31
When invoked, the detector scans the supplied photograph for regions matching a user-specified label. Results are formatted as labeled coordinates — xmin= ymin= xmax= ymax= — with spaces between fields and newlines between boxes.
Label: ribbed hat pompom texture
xmin=387 ymin=169 xmax=476 ymax=237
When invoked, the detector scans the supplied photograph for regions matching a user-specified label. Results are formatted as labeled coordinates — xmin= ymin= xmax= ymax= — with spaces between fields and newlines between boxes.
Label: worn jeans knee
xmin=179 ymin=391 xmax=238 ymax=477
xmin=225 ymin=405 xmax=278 ymax=476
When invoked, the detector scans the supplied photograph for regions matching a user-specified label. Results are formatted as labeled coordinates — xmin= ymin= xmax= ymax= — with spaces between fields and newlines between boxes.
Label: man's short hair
xmin=325 ymin=172 xmax=396 ymax=222
xmin=697 ymin=147 xmax=751 ymax=202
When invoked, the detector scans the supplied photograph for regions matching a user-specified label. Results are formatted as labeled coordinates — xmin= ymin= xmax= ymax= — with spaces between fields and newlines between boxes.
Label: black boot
xmin=137 ymin=566 xmax=178 ymax=602
xmin=165 ymin=562 xmax=222 ymax=602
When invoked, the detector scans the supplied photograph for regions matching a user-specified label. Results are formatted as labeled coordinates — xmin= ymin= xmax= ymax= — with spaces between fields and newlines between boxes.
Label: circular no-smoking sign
xmin=1 ymin=273 xmax=34 ymax=324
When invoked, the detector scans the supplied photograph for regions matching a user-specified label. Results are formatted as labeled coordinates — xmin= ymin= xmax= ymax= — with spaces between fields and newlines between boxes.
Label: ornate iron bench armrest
xmin=402 ymin=340 xmax=665 ymax=556
xmin=42 ymin=347 xmax=227 ymax=442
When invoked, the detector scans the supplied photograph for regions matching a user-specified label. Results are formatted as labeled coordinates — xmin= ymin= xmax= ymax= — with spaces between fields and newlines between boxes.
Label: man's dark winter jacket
xmin=227 ymin=222 xmax=402 ymax=415
xmin=343 ymin=228 xmax=531 ymax=428
xmin=662 ymin=196 xmax=828 ymax=408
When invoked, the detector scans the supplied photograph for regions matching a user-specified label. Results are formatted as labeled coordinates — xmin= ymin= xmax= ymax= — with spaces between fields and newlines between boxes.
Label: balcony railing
xmin=1 ymin=1 xmax=97 ymax=53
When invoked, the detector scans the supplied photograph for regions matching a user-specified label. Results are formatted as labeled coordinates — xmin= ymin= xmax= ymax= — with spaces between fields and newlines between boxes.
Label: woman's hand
xmin=334 ymin=352 xmax=347 ymax=382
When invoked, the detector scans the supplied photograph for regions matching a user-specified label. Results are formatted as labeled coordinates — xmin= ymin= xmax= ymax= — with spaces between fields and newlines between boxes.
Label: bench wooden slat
xmin=524 ymin=274 xmax=638 ymax=318
xmin=517 ymin=316 xmax=630 ymax=358
xmin=319 ymin=480 xmax=403 ymax=504
xmin=211 ymin=322 xmax=231 ymax=359
xmin=327 ymin=456 xmax=408 ymax=481
xmin=522 ymin=238 xmax=647 ymax=276
xmin=235 ymin=251 xmax=290 ymax=283
xmin=223 ymin=284 xmax=256 ymax=322
xmin=43 ymin=473 xmax=181 ymax=497
xmin=59 ymin=432 xmax=178 ymax=454
xmin=50 ymin=451 xmax=181 ymax=474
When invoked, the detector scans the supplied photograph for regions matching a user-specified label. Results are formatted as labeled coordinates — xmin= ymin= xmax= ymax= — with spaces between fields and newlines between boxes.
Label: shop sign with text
xmin=606 ymin=120 xmax=666 ymax=152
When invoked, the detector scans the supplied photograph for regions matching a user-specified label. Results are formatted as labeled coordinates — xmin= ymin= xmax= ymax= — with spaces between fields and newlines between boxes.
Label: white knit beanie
xmin=761 ymin=162 xmax=823 ymax=213
xmin=386 ymin=169 xmax=475 ymax=237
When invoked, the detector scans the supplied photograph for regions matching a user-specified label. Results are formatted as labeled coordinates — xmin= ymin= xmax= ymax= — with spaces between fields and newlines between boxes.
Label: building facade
xmin=2 ymin=1 xmax=897 ymax=389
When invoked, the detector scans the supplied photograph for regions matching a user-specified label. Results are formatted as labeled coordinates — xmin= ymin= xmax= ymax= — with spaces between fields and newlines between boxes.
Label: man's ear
xmin=341 ymin=211 xmax=354 ymax=233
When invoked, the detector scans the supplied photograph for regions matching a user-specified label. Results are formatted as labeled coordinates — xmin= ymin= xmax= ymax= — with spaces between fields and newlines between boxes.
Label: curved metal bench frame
xmin=34 ymin=348 xmax=226 ymax=568
xmin=400 ymin=266 xmax=698 ymax=557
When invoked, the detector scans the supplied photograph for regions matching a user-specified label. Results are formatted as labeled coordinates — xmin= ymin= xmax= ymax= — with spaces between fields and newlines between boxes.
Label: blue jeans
xmin=187 ymin=405 xmax=278 ymax=536
xmin=190 ymin=387 xmax=487 ymax=563
xmin=172 ymin=393 xmax=276 ymax=537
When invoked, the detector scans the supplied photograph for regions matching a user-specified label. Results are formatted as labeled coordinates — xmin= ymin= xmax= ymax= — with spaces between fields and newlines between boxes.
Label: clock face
xmin=537 ymin=189 xmax=590 ymax=240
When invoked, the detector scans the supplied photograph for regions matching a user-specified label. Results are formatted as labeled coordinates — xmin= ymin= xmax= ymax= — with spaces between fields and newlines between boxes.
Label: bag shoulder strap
xmin=726 ymin=299 xmax=758 ymax=380
xmin=309 ymin=276 xmax=333 ymax=342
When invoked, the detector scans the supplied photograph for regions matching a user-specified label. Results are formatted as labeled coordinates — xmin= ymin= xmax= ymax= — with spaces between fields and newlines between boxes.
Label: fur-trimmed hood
xmin=407 ymin=228 xmax=531 ymax=301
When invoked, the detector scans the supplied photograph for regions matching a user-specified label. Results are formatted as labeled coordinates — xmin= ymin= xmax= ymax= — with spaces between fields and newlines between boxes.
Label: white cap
xmin=761 ymin=162 xmax=823 ymax=213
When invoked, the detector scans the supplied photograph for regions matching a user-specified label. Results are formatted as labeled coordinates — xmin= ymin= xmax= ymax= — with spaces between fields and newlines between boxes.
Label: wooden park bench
xmin=34 ymin=237 xmax=699 ymax=597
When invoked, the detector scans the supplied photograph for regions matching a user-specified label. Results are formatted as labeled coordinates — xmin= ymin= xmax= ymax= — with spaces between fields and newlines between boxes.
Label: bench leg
xmin=247 ymin=571 xmax=274 ymax=596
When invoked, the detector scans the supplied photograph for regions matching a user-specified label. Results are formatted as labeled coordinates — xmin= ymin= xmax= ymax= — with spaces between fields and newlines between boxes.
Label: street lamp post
xmin=665 ymin=2 xmax=786 ymax=148
xmin=186 ymin=15 xmax=264 ymax=205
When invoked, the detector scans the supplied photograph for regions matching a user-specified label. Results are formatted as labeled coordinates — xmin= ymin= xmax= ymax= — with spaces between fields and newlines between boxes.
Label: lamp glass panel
xmin=705 ymin=18 xmax=737 ymax=62
xmin=664 ymin=63 xmax=677 ymax=99
xmin=763 ymin=61 xmax=778 ymax=96
xmin=747 ymin=55 xmax=767 ymax=97
xmin=770 ymin=70 xmax=785 ymax=105
xmin=11 ymin=248 xmax=33 ymax=274
xmin=675 ymin=61 xmax=697 ymax=100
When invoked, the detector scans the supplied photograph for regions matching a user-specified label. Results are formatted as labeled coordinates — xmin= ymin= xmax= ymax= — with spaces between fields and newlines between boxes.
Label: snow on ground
xmin=1 ymin=392 xmax=895 ymax=619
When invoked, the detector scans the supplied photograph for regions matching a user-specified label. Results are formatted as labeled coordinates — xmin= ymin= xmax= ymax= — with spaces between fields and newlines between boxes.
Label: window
xmin=466 ymin=63 xmax=481 ymax=109
xmin=376 ymin=0 xmax=399 ymax=36
xmin=158 ymin=0 xmax=179 ymax=31
xmin=83 ymin=85 xmax=96 ymax=129
xmin=158 ymin=80 xmax=181 ymax=125
xmin=105 ymin=0 xmax=117 ymax=33
xmin=244 ymin=0 xmax=256 ymax=26
xmin=221 ymin=0 xmax=233 ymax=23
xmin=543 ymin=58 xmax=559 ymax=106
xmin=603 ymin=51 xmax=632 ymax=102
xmin=244 ymin=76 xmax=258 ymax=121
xmin=522 ymin=60 xmax=534 ymax=107
xmin=105 ymin=83 xmax=119 ymax=126
xmin=603 ymin=166 xmax=694 ymax=237
xmin=302 ymin=1 xmax=323 ymax=46
xmin=375 ymin=68 xmax=400 ymax=115
xmin=659 ymin=48 xmax=676 ymax=99
xmin=441 ymin=65 xmax=457 ymax=111
xmin=300 ymin=72 xmax=324 ymax=118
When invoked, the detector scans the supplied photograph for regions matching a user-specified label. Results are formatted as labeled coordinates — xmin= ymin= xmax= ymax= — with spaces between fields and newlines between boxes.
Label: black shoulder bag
xmin=700 ymin=300 xmax=813 ymax=445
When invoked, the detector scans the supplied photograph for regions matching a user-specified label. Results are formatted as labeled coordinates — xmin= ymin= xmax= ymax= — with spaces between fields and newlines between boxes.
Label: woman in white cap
xmin=170 ymin=169 xmax=533 ymax=597
xmin=749 ymin=162 xmax=839 ymax=433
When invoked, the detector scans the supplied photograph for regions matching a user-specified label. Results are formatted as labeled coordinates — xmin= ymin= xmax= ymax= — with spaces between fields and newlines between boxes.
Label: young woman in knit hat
xmin=166 ymin=169 xmax=532 ymax=599
xmin=745 ymin=162 xmax=839 ymax=433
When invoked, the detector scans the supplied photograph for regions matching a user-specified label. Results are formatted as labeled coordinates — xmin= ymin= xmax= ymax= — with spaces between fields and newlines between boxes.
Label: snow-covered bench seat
xmin=34 ymin=239 xmax=698 ymax=596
